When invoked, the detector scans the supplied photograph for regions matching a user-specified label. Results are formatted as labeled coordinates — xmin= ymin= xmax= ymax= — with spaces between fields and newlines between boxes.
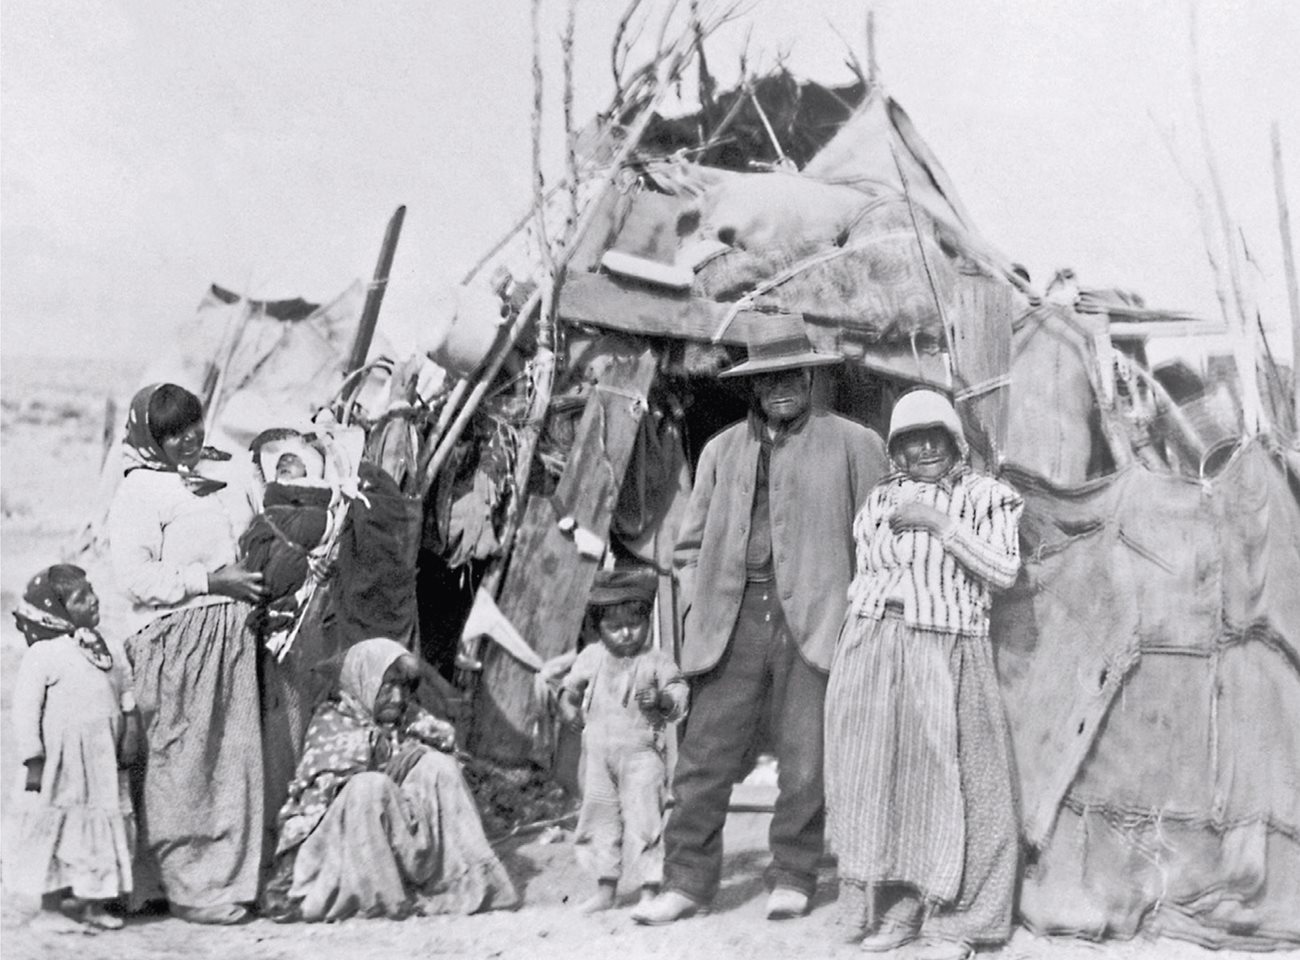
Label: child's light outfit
xmin=564 ymin=643 xmax=688 ymax=888
xmin=7 ymin=632 xmax=135 ymax=900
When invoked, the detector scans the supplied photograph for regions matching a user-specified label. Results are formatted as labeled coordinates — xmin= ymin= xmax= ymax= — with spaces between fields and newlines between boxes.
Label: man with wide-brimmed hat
xmin=634 ymin=315 xmax=888 ymax=925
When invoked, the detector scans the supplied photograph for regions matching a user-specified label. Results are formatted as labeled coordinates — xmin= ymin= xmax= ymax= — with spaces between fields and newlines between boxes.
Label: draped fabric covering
xmin=271 ymin=638 xmax=518 ymax=921
xmin=325 ymin=464 xmax=423 ymax=648
xmin=995 ymin=439 xmax=1300 ymax=949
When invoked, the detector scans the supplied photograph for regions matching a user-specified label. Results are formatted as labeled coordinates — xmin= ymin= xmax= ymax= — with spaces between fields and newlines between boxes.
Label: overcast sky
xmin=2 ymin=0 xmax=1298 ymax=362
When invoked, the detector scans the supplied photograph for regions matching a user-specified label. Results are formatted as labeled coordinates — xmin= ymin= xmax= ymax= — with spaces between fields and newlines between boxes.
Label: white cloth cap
xmin=887 ymin=389 xmax=968 ymax=457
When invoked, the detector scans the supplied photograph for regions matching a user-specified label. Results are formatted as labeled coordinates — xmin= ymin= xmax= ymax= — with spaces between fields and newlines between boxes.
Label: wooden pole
xmin=422 ymin=287 xmax=543 ymax=487
xmin=1188 ymin=8 xmax=1265 ymax=432
xmin=866 ymin=9 xmax=878 ymax=90
xmin=344 ymin=205 xmax=406 ymax=377
xmin=1272 ymin=122 xmax=1300 ymax=431
xmin=100 ymin=396 xmax=118 ymax=469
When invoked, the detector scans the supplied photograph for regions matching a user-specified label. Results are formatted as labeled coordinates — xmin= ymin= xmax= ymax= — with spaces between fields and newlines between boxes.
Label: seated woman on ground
xmin=262 ymin=637 xmax=519 ymax=922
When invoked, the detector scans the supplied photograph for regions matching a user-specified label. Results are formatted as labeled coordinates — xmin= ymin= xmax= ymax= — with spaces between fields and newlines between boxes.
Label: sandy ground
xmin=0 ymin=356 xmax=1286 ymax=960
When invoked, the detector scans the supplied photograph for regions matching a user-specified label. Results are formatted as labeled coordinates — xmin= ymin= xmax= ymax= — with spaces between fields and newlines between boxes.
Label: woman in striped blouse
xmin=825 ymin=389 xmax=1023 ymax=960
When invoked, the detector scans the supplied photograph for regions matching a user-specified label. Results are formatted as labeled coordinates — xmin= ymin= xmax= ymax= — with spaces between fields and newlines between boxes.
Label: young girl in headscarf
xmin=7 ymin=565 xmax=136 ymax=931
xmin=106 ymin=382 xmax=268 ymax=925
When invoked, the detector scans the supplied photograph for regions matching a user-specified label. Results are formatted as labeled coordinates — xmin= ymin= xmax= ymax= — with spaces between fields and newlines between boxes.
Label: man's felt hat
xmin=718 ymin=314 xmax=842 ymax=378
xmin=589 ymin=568 xmax=658 ymax=607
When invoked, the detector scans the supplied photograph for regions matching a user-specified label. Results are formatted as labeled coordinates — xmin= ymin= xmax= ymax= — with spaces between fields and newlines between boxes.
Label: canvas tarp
xmin=151 ymin=282 xmax=369 ymax=451
xmin=992 ymin=439 xmax=1300 ymax=948
xmin=1003 ymin=304 xmax=1110 ymax=484
xmin=74 ymin=282 xmax=370 ymax=640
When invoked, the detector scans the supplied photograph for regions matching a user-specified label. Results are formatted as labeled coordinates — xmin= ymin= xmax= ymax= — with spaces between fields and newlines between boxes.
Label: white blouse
xmin=107 ymin=469 xmax=240 ymax=636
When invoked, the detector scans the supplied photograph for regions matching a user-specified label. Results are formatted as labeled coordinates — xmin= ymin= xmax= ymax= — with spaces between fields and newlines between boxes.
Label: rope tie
xmin=954 ymin=375 xmax=1011 ymax=402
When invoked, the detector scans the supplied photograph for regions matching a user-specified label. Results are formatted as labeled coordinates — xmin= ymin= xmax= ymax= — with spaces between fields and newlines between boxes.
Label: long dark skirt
xmin=129 ymin=602 xmax=263 ymax=910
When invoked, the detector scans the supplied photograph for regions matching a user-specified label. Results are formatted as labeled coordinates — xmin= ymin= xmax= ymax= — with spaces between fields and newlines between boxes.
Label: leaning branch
xmin=1188 ymin=3 xmax=1266 ymax=431
xmin=1272 ymin=121 xmax=1300 ymax=432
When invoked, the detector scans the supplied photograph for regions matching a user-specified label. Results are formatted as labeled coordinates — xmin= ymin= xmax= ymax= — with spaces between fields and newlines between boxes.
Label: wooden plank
xmin=559 ymin=271 xmax=795 ymax=344
xmin=1108 ymin=320 xmax=1228 ymax=339
xmin=468 ymin=341 xmax=658 ymax=764
xmin=951 ymin=275 xmax=1013 ymax=467
xmin=559 ymin=271 xmax=952 ymax=386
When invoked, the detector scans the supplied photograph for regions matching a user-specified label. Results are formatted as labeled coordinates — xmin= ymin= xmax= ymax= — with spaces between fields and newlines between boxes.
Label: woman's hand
xmin=409 ymin=713 xmax=456 ymax=752
xmin=887 ymin=502 xmax=953 ymax=537
xmin=208 ymin=561 xmax=267 ymax=602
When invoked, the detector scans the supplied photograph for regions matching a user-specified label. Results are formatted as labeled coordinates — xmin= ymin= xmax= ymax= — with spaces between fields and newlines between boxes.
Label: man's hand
xmin=24 ymin=758 xmax=43 ymax=792
xmin=559 ymin=691 xmax=584 ymax=731
xmin=887 ymin=501 xmax=953 ymax=537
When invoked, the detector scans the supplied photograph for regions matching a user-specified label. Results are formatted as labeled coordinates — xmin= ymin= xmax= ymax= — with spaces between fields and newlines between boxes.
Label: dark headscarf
xmin=123 ymin=383 xmax=228 ymax=495
xmin=13 ymin=565 xmax=113 ymax=669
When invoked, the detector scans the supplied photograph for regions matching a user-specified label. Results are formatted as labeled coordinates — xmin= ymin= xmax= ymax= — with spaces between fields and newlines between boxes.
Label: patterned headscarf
xmin=123 ymin=383 xmax=228 ymax=495
xmin=12 ymin=565 xmax=114 ymax=670
xmin=339 ymin=637 xmax=413 ymax=718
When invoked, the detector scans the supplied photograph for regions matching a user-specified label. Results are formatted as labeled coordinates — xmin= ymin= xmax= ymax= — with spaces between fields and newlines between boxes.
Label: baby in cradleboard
xmin=239 ymin=429 xmax=333 ymax=640
xmin=6 ymin=565 xmax=139 ymax=932
xmin=559 ymin=567 xmax=689 ymax=913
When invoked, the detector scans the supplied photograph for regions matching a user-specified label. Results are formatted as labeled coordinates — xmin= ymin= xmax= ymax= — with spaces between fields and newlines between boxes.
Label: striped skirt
xmin=825 ymin=611 xmax=1017 ymax=941
xmin=128 ymin=602 xmax=264 ymax=910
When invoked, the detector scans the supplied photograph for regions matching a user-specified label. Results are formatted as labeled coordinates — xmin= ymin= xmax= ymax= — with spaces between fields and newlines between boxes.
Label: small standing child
xmin=560 ymin=568 xmax=688 ymax=913
xmin=7 ymin=565 xmax=137 ymax=931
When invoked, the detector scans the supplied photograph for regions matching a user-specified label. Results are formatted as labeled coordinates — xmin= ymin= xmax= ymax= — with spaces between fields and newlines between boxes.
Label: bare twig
xmin=748 ymin=84 xmax=789 ymax=166
xmin=866 ymin=8 xmax=878 ymax=90
xmin=690 ymin=0 xmax=717 ymax=136
xmin=531 ymin=0 xmax=556 ymax=350
xmin=1188 ymin=3 xmax=1266 ymax=431
xmin=563 ymin=0 xmax=580 ymax=249
xmin=653 ymin=0 xmax=686 ymax=60
xmin=611 ymin=0 xmax=646 ymax=111
xmin=461 ymin=182 xmax=566 ymax=287
xmin=1150 ymin=112 xmax=1234 ymax=328
xmin=423 ymin=288 xmax=544 ymax=489
xmin=826 ymin=17 xmax=866 ymax=86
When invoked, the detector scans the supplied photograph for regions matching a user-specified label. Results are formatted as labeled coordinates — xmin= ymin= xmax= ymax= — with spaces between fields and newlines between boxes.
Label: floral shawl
xmin=275 ymin=638 xmax=417 ymax=854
